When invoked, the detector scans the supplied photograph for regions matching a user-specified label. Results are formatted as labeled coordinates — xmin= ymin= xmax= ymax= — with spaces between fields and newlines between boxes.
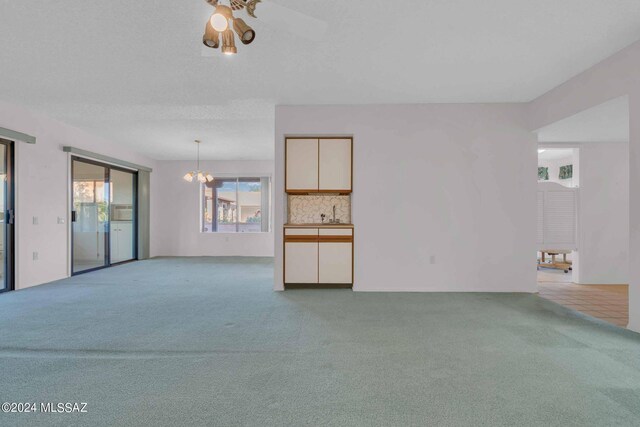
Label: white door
xmin=318 ymin=242 xmax=352 ymax=283
xmin=285 ymin=242 xmax=318 ymax=283
xmin=319 ymin=138 xmax=351 ymax=192
xmin=286 ymin=139 xmax=319 ymax=191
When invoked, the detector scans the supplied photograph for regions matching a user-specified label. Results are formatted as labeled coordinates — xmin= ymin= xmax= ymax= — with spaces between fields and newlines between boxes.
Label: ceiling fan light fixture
xmin=203 ymin=20 xmax=220 ymax=48
xmin=221 ymin=29 xmax=237 ymax=55
xmin=233 ymin=18 xmax=255 ymax=44
xmin=210 ymin=4 xmax=232 ymax=31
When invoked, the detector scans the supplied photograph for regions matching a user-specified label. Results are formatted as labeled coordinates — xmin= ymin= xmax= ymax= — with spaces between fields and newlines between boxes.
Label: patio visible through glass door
xmin=72 ymin=159 xmax=109 ymax=274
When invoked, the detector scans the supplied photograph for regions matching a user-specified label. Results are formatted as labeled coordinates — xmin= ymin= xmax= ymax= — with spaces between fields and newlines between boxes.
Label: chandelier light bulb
xmin=183 ymin=172 xmax=194 ymax=182
xmin=210 ymin=14 xmax=228 ymax=32
xmin=210 ymin=5 xmax=232 ymax=32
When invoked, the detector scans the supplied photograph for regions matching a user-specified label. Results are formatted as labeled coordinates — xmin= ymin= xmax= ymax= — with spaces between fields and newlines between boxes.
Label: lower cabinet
xmin=284 ymin=242 xmax=318 ymax=283
xmin=318 ymin=242 xmax=352 ymax=283
xmin=284 ymin=228 xmax=353 ymax=285
xmin=110 ymin=221 xmax=134 ymax=263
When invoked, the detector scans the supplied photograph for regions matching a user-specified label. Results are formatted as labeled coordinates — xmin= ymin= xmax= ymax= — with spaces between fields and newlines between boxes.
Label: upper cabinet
xmin=285 ymin=138 xmax=352 ymax=193
xmin=319 ymin=138 xmax=352 ymax=192
xmin=286 ymin=138 xmax=319 ymax=192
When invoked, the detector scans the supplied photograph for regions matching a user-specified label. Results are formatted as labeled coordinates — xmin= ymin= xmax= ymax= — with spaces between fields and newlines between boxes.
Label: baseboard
xmin=352 ymin=287 xmax=538 ymax=293
xmin=285 ymin=283 xmax=352 ymax=290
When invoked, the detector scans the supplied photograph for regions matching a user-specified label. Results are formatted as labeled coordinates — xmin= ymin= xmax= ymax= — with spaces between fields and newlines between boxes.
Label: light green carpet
xmin=0 ymin=257 xmax=639 ymax=426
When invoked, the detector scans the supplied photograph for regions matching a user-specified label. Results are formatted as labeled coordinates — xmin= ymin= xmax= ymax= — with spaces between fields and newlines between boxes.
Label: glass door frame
xmin=0 ymin=139 xmax=14 ymax=293
xmin=70 ymin=156 xmax=138 ymax=275
xmin=109 ymin=166 xmax=138 ymax=266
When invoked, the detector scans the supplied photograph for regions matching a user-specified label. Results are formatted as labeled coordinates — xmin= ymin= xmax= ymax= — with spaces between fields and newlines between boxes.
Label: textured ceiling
xmin=1 ymin=0 xmax=640 ymax=159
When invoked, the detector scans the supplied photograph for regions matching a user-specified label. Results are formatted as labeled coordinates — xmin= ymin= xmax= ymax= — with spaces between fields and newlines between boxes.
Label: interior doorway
xmin=535 ymin=144 xmax=629 ymax=327
xmin=533 ymin=96 xmax=631 ymax=328
xmin=71 ymin=157 xmax=137 ymax=275
xmin=0 ymin=139 xmax=15 ymax=292
xmin=537 ymin=147 xmax=578 ymax=284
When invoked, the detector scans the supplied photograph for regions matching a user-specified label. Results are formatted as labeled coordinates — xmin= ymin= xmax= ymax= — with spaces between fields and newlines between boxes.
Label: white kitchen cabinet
xmin=318 ymin=242 xmax=352 ymax=284
xmin=110 ymin=221 xmax=134 ymax=263
xmin=284 ymin=242 xmax=319 ymax=283
xmin=284 ymin=227 xmax=353 ymax=286
xmin=286 ymin=138 xmax=319 ymax=192
xmin=318 ymin=228 xmax=353 ymax=236
xmin=319 ymin=138 xmax=352 ymax=192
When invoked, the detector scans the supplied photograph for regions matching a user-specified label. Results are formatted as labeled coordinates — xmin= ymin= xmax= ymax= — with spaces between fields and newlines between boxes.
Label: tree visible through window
xmin=202 ymin=177 xmax=270 ymax=233
xmin=538 ymin=167 xmax=549 ymax=181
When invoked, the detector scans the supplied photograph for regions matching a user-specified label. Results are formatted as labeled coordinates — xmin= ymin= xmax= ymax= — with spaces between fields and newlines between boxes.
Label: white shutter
xmin=537 ymin=182 xmax=578 ymax=250
xmin=545 ymin=191 xmax=576 ymax=244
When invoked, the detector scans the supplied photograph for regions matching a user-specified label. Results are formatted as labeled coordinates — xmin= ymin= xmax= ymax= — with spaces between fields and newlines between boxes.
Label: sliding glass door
xmin=71 ymin=158 xmax=137 ymax=274
xmin=0 ymin=139 xmax=14 ymax=292
xmin=72 ymin=160 xmax=109 ymax=273
xmin=110 ymin=169 xmax=136 ymax=264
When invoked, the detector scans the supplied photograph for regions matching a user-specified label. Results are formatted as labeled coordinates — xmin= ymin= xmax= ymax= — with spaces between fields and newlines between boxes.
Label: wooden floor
xmin=538 ymin=277 xmax=629 ymax=327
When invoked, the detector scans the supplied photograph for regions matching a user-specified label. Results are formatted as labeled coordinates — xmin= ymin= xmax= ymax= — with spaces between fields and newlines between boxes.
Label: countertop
xmin=284 ymin=223 xmax=354 ymax=228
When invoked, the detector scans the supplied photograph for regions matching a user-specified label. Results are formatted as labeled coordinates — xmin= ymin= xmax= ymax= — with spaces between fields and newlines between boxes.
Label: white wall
xmin=275 ymin=104 xmax=538 ymax=292
xmin=0 ymin=101 xmax=157 ymax=289
xmin=152 ymin=160 xmax=274 ymax=257
xmin=630 ymin=91 xmax=640 ymax=331
xmin=528 ymin=40 xmax=640 ymax=331
xmin=576 ymin=143 xmax=629 ymax=284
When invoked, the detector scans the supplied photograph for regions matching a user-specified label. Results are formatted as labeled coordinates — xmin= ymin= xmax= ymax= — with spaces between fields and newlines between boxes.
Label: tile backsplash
xmin=288 ymin=195 xmax=351 ymax=224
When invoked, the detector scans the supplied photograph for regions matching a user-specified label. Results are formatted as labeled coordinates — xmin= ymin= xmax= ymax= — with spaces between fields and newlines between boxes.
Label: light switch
xmin=57 ymin=217 xmax=65 ymax=224
xmin=32 ymin=216 xmax=38 ymax=225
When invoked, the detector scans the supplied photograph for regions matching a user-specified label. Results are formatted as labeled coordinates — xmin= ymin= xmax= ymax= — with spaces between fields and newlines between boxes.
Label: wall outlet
xmin=33 ymin=251 xmax=38 ymax=261
xmin=430 ymin=255 xmax=436 ymax=265
xmin=32 ymin=216 xmax=38 ymax=225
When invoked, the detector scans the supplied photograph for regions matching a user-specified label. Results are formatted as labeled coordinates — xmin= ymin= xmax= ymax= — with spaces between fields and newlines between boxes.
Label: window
xmin=202 ymin=177 xmax=270 ymax=233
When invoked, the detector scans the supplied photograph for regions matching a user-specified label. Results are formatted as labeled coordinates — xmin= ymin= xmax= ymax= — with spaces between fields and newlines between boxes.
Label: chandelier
xmin=203 ymin=0 xmax=259 ymax=55
xmin=183 ymin=140 xmax=214 ymax=183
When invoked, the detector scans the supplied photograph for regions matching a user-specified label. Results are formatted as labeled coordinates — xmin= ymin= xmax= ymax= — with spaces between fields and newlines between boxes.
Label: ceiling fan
xmin=201 ymin=0 xmax=328 ymax=56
